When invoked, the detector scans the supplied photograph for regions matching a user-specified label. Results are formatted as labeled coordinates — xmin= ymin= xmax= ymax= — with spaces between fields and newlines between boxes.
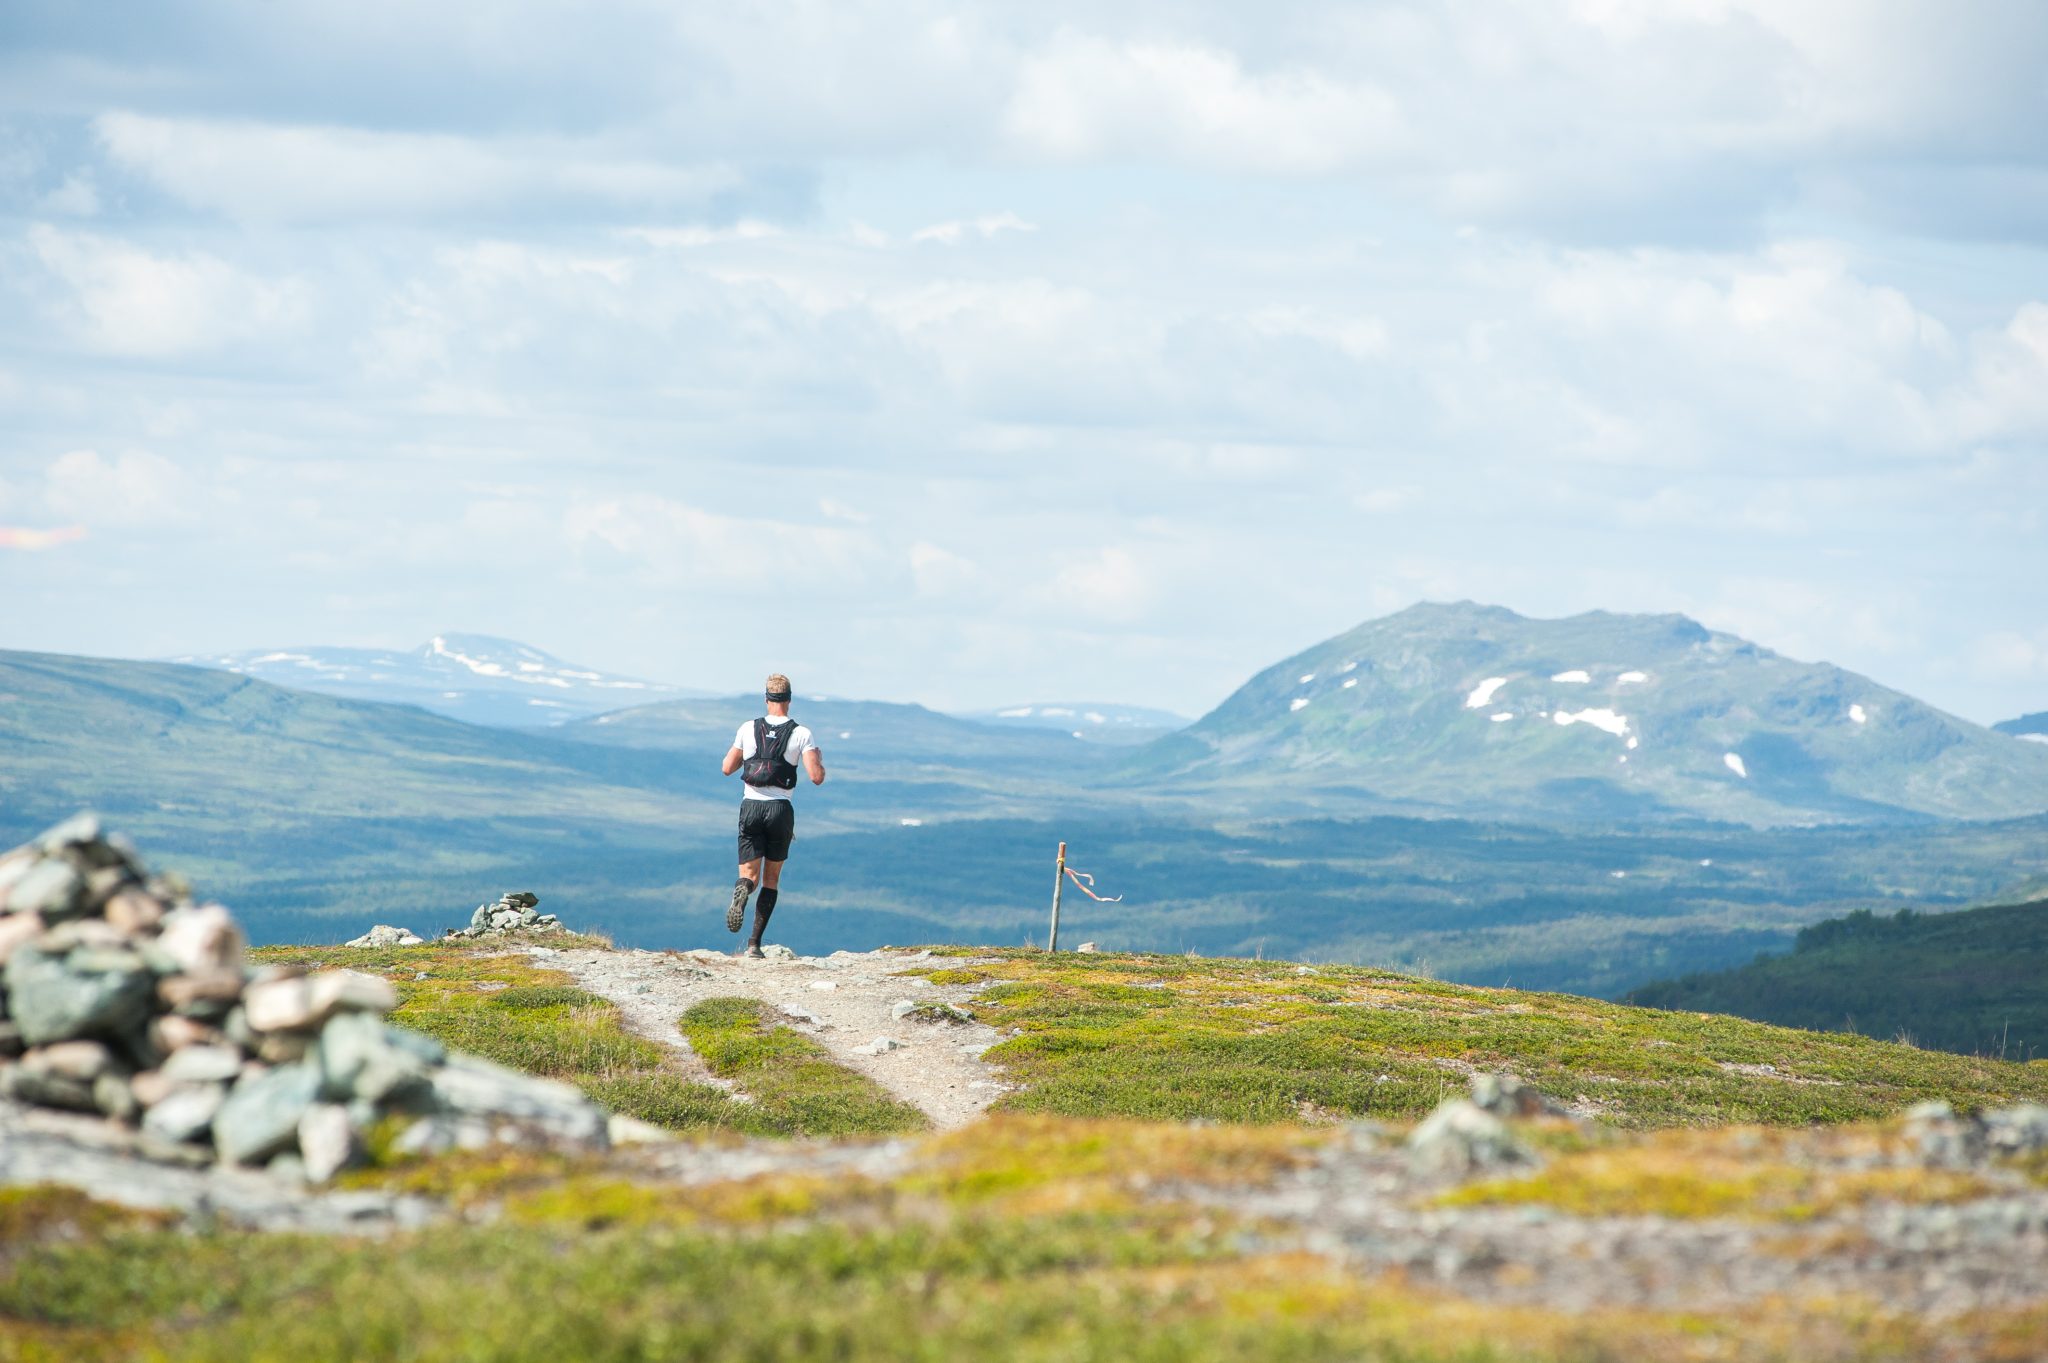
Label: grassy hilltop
xmin=9 ymin=935 xmax=2048 ymax=1361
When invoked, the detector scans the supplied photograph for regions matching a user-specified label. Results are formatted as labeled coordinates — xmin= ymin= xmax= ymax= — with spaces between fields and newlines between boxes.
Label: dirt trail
xmin=535 ymin=945 xmax=1012 ymax=1129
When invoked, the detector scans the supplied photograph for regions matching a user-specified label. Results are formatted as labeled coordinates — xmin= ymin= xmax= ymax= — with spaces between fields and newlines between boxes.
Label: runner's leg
xmin=748 ymin=860 xmax=783 ymax=947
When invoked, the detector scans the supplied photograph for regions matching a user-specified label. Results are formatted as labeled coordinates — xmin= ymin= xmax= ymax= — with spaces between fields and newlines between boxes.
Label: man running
xmin=720 ymin=673 xmax=826 ymax=958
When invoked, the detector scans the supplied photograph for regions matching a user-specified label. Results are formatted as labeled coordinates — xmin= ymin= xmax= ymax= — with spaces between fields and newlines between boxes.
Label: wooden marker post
xmin=1048 ymin=841 xmax=1068 ymax=952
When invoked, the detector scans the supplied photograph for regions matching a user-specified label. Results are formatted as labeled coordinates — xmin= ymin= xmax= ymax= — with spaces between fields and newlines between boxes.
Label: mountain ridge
xmin=168 ymin=632 xmax=704 ymax=728
xmin=1129 ymin=601 xmax=2048 ymax=826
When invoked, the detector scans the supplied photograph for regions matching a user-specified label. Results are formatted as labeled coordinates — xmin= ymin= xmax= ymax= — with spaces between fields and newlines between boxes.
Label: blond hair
xmin=765 ymin=673 xmax=792 ymax=696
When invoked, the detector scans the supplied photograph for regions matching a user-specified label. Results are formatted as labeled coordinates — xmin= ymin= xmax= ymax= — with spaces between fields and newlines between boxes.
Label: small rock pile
xmin=0 ymin=814 xmax=619 ymax=1181
xmin=1406 ymin=1073 xmax=1574 ymax=1175
xmin=445 ymin=890 xmax=563 ymax=939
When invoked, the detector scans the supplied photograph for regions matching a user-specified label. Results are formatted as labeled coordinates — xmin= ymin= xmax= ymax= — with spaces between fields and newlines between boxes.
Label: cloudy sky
xmin=2 ymin=1 xmax=2044 ymax=721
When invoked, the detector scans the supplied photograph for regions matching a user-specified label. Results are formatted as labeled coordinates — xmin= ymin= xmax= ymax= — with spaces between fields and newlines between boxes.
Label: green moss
xmin=906 ymin=950 xmax=2048 ymax=1129
xmin=679 ymin=996 xmax=928 ymax=1138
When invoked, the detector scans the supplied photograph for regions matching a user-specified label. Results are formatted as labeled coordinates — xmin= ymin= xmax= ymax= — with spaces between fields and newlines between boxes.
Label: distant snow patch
xmin=1298 ymin=673 xmax=1316 ymax=684
xmin=1290 ymin=698 xmax=1310 ymax=712
xmin=1626 ymin=736 xmax=1639 ymax=750
xmin=996 ymin=707 xmax=1032 ymax=718
xmin=1085 ymin=712 xmax=1106 ymax=724
xmin=441 ymin=691 xmax=462 ymax=699
xmin=517 ymin=662 xmax=545 ymax=672
xmin=1043 ymin=707 xmax=1075 ymax=718
xmin=1553 ymin=708 xmax=1630 ymax=738
xmin=1610 ymin=870 xmax=1627 ymax=878
xmin=1342 ymin=678 xmax=1358 ymax=689
xmin=1551 ymin=669 xmax=1591 ymax=684
xmin=1699 ymin=859 xmax=1713 ymax=867
xmin=2021 ymin=734 xmax=2048 ymax=745
xmin=1849 ymin=704 xmax=1867 ymax=724
xmin=1465 ymin=677 xmax=1508 ymax=709
xmin=1490 ymin=712 xmax=1513 ymax=723
xmin=900 ymin=818 xmax=923 ymax=827
xmin=1617 ymin=670 xmax=1648 ymax=684
xmin=253 ymin=652 xmax=307 ymax=664
xmin=527 ymin=698 xmax=565 ymax=708
xmin=1340 ymin=661 xmax=1358 ymax=673
xmin=1724 ymin=752 xmax=1749 ymax=778
xmin=838 ymin=731 xmax=852 ymax=740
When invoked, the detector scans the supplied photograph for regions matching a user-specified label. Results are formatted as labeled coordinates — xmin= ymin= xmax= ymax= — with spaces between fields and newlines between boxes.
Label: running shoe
xmin=736 ymin=943 xmax=765 ymax=959
xmin=727 ymin=881 xmax=750 ymax=933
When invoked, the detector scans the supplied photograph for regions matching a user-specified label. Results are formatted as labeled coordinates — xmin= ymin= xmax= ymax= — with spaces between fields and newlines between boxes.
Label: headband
xmin=765 ymin=688 xmax=792 ymax=703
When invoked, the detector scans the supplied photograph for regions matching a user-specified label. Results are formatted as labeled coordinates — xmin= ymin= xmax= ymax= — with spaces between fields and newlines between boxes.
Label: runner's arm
xmin=721 ymin=745 xmax=744 ymax=776
xmin=804 ymin=748 xmax=826 ymax=785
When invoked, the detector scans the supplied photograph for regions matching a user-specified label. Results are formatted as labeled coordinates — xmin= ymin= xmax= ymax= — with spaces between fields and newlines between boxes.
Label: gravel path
xmin=534 ymin=944 xmax=1013 ymax=1129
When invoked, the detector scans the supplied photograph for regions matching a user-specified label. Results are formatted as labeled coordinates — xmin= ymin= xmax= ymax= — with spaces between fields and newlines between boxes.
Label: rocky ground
xmin=539 ymin=943 xmax=1010 ymax=1128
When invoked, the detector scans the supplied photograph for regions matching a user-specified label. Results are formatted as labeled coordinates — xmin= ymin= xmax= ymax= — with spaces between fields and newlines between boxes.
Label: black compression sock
xmin=749 ymin=888 xmax=779 ymax=946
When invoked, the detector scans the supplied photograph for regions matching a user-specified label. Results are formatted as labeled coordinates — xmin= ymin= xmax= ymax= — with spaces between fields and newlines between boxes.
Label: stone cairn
xmin=0 ymin=814 xmax=621 ymax=1182
xmin=445 ymin=890 xmax=562 ymax=939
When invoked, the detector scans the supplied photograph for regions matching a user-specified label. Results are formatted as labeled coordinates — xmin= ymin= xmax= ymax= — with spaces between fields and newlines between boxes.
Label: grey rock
xmin=93 ymin=1072 xmax=140 ymax=1122
xmin=1469 ymin=1073 xmax=1568 ymax=1119
xmin=344 ymin=925 xmax=424 ymax=948
xmin=212 ymin=1061 xmax=322 ymax=1165
xmin=423 ymin=1053 xmax=608 ymax=1148
xmin=859 ymin=1036 xmax=904 ymax=1055
xmin=35 ymin=812 xmax=103 ymax=854
xmin=503 ymin=891 xmax=539 ymax=908
xmin=1075 ymin=941 xmax=1098 ymax=953
xmin=316 ymin=1013 xmax=438 ymax=1104
xmin=1 ymin=1065 xmax=98 ymax=1112
xmin=297 ymin=1103 xmax=359 ymax=1182
xmin=392 ymin=1113 xmax=497 ymax=1158
xmin=162 ymin=1044 xmax=247 ymax=1085
xmin=779 ymin=1005 xmax=823 ymax=1026
xmin=140 ymin=1082 xmax=227 ymax=1143
xmin=760 ymin=944 xmax=796 ymax=961
xmin=1407 ymin=1098 xmax=1534 ymax=1176
xmin=5 ymin=859 xmax=86 ymax=920
xmin=5 ymin=942 xmax=155 ymax=1046
xmin=891 ymin=999 xmax=918 ymax=1019
xmin=469 ymin=904 xmax=490 ymax=930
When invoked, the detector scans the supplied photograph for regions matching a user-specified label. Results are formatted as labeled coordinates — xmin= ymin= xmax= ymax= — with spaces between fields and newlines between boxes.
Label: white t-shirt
xmin=732 ymin=718 xmax=819 ymax=802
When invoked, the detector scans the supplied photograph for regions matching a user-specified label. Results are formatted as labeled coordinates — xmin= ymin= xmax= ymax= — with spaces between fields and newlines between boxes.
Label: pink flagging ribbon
xmin=1062 ymin=866 xmax=1122 ymax=903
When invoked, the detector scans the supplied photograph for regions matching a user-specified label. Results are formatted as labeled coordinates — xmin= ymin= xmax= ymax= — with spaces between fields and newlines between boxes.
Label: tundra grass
xmin=1438 ymin=1125 xmax=1998 ymax=1221
xmin=3 ymin=1182 xmax=2044 ymax=1363
xmin=678 ymin=996 xmax=928 ymax=1138
xmin=909 ymin=949 xmax=2048 ymax=1128
xmin=248 ymin=941 xmax=743 ymax=1136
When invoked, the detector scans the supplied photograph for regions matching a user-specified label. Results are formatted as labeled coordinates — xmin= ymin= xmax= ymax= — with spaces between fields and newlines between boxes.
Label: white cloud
xmin=42 ymin=449 xmax=190 ymax=525
xmin=1051 ymin=546 xmax=1156 ymax=624
xmin=911 ymin=212 xmax=1037 ymax=245
xmin=1003 ymin=35 xmax=1403 ymax=173
xmin=28 ymin=225 xmax=306 ymax=357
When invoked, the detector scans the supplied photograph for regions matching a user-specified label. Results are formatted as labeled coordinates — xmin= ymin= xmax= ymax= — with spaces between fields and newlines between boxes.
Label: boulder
xmin=1407 ymin=1099 xmax=1534 ymax=1176
xmin=155 ymin=904 xmax=245 ymax=975
xmin=345 ymin=925 xmax=424 ymax=948
xmin=161 ymin=1043 xmax=246 ymax=1084
xmin=0 ymin=912 xmax=46 ymax=966
xmin=316 ymin=1012 xmax=440 ymax=1104
xmin=212 ymin=1062 xmax=323 ymax=1165
xmin=297 ymin=1103 xmax=360 ymax=1182
xmin=423 ymin=1053 xmax=609 ymax=1148
xmin=4 ymin=859 xmax=86 ymax=920
xmin=4 ymin=941 xmax=155 ymax=1046
xmin=134 ymin=1083 xmax=224 ymax=1143
xmin=760 ymin=944 xmax=796 ymax=961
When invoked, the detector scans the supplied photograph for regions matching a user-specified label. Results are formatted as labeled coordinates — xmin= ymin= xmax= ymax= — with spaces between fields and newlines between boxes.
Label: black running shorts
xmin=737 ymin=798 xmax=795 ymax=863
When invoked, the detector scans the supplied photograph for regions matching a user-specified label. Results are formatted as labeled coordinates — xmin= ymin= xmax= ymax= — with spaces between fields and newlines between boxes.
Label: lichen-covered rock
xmin=212 ymin=1062 xmax=323 ymax=1165
xmin=4 ymin=941 xmax=155 ymax=1046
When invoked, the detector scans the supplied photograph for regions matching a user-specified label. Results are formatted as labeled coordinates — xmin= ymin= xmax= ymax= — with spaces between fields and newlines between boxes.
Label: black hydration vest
xmin=740 ymin=718 xmax=800 ymax=789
